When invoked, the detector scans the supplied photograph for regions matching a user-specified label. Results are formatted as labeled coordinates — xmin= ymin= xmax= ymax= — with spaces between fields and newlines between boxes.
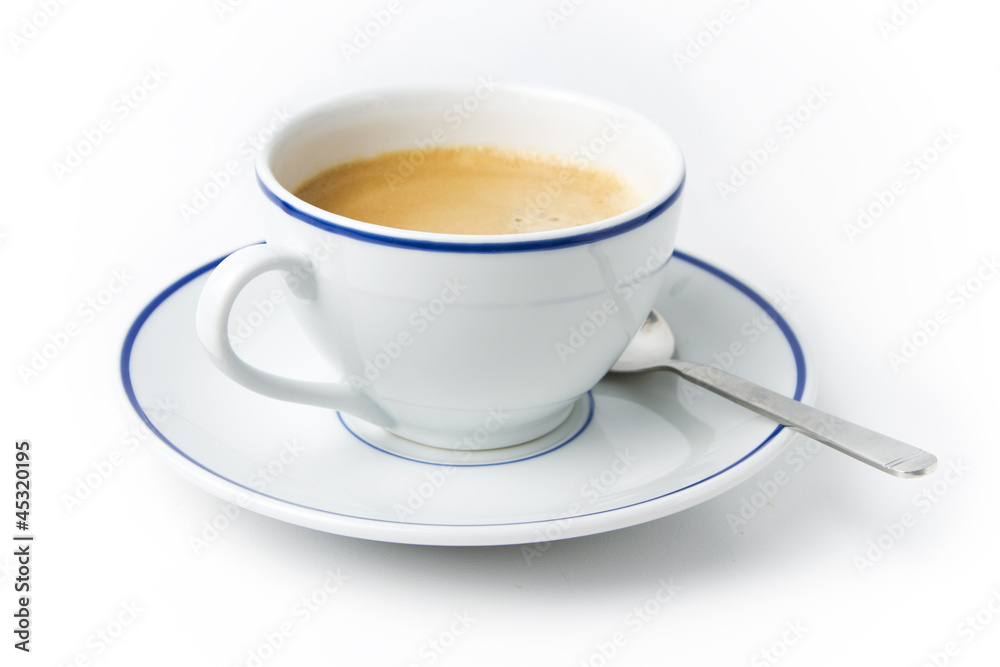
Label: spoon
xmin=611 ymin=310 xmax=937 ymax=478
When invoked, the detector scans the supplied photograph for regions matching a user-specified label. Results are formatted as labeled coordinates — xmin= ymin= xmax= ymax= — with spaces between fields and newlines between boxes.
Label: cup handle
xmin=195 ymin=243 xmax=393 ymax=427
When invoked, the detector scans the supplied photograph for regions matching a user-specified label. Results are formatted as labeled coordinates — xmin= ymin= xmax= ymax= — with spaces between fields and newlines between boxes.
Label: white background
xmin=3 ymin=0 xmax=999 ymax=665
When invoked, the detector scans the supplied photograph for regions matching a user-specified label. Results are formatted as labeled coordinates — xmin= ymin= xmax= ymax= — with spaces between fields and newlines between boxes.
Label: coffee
xmin=293 ymin=146 xmax=641 ymax=235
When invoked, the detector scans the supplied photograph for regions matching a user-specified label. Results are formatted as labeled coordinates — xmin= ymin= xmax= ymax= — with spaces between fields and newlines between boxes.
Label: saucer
xmin=121 ymin=248 xmax=814 ymax=546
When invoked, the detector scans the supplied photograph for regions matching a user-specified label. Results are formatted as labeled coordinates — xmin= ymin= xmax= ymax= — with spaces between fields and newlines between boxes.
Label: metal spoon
xmin=611 ymin=310 xmax=937 ymax=478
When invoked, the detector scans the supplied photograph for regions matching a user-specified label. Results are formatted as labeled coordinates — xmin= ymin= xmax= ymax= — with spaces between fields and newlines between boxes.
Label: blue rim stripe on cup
xmin=256 ymin=172 xmax=685 ymax=253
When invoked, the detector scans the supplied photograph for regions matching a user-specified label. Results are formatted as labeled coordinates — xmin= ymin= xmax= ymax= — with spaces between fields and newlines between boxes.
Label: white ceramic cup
xmin=196 ymin=83 xmax=685 ymax=450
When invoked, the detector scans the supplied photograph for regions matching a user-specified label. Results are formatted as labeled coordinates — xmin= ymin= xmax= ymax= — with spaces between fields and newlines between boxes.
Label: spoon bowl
xmin=611 ymin=309 xmax=676 ymax=373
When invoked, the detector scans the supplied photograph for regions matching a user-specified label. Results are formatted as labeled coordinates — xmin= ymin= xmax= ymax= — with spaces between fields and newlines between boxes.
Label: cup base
xmin=338 ymin=394 xmax=594 ymax=466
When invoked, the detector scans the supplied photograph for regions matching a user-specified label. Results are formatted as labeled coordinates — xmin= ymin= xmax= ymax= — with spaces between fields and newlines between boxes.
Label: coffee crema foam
xmin=293 ymin=146 xmax=642 ymax=235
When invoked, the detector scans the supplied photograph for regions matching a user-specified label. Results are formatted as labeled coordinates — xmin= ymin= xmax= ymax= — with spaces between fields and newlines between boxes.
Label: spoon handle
xmin=659 ymin=360 xmax=937 ymax=478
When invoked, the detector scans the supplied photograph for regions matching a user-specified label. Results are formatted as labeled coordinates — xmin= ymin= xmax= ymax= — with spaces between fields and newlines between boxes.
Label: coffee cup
xmin=196 ymin=83 xmax=685 ymax=450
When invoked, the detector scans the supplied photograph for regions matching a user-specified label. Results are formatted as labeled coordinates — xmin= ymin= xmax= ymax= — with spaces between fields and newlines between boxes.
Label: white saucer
xmin=121 ymin=249 xmax=814 ymax=546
